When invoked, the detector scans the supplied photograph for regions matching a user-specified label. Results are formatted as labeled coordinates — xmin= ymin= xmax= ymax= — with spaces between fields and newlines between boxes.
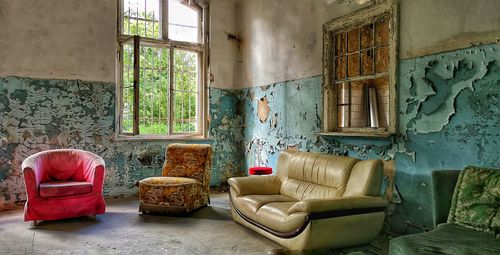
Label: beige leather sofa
xmin=228 ymin=150 xmax=388 ymax=250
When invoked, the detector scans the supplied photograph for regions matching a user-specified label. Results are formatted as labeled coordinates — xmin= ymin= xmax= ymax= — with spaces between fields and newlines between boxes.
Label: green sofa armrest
xmin=431 ymin=170 xmax=461 ymax=227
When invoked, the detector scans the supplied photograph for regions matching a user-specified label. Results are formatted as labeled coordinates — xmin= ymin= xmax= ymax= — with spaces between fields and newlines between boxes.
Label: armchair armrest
xmin=22 ymin=157 xmax=41 ymax=199
xmin=228 ymin=175 xmax=281 ymax=196
xmin=87 ymin=157 xmax=106 ymax=193
xmin=288 ymin=196 xmax=388 ymax=215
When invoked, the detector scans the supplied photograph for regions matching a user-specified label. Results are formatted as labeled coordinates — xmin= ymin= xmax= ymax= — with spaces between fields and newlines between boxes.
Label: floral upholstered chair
xmin=139 ymin=144 xmax=212 ymax=215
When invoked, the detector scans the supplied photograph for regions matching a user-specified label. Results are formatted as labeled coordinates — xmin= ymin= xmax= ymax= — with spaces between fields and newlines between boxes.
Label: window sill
xmin=113 ymin=134 xmax=213 ymax=142
xmin=317 ymin=130 xmax=394 ymax=138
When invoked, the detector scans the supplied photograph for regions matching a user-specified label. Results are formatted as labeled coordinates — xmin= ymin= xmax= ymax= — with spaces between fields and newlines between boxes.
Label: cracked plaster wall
xmin=0 ymin=77 xmax=242 ymax=210
xmin=223 ymin=44 xmax=500 ymax=234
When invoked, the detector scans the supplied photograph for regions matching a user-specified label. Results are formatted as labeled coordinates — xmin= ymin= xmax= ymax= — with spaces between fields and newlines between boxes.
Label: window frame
xmin=116 ymin=0 xmax=209 ymax=140
xmin=322 ymin=3 xmax=398 ymax=137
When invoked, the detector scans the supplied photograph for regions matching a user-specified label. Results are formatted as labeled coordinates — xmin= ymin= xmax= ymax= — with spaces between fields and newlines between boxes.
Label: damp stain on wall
xmin=0 ymin=77 xmax=243 ymax=209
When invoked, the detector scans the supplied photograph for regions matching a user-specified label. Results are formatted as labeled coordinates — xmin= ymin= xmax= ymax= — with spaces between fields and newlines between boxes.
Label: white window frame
xmin=116 ymin=0 xmax=209 ymax=140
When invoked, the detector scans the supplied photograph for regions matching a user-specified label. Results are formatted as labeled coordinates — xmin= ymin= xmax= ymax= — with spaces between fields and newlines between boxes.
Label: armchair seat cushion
xmin=139 ymin=176 xmax=205 ymax=214
xmin=39 ymin=181 xmax=92 ymax=198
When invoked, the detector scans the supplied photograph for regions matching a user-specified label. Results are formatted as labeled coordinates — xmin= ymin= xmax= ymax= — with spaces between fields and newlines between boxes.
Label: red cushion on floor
xmin=249 ymin=167 xmax=273 ymax=175
xmin=39 ymin=181 xmax=93 ymax=198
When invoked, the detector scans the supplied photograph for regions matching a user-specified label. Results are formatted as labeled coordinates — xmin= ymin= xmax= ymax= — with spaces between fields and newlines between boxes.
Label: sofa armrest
xmin=228 ymin=176 xmax=281 ymax=196
xmin=288 ymin=196 xmax=388 ymax=215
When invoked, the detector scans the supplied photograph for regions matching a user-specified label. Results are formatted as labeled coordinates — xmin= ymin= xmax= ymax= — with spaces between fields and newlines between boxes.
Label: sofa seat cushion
xmin=235 ymin=194 xmax=297 ymax=214
xmin=256 ymin=202 xmax=308 ymax=233
xmin=233 ymin=194 xmax=307 ymax=233
xmin=390 ymin=223 xmax=500 ymax=255
xmin=448 ymin=166 xmax=500 ymax=235
xmin=39 ymin=181 xmax=93 ymax=198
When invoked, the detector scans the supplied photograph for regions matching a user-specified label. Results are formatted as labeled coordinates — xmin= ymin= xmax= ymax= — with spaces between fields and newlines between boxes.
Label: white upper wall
xmin=0 ymin=0 xmax=239 ymax=88
xmin=0 ymin=0 xmax=498 ymax=88
xmin=0 ymin=0 xmax=117 ymax=82
xmin=209 ymin=0 xmax=240 ymax=89
xmin=237 ymin=0 xmax=500 ymax=88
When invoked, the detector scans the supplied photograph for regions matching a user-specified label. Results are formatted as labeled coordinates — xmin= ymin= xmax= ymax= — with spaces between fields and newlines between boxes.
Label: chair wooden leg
xmin=31 ymin=220 xmax=39 ymax=227
xmin=88 ymin=215 xmax=96 ymax=220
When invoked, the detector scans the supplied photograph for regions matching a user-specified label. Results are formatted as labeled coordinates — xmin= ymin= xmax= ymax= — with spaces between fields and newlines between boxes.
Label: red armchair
xmin=22 ymin=149 xmax=106 ymax=224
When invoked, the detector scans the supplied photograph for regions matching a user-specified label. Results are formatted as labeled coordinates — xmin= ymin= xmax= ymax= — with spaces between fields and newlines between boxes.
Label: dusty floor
xmin=0 ymin=192 xmax=389 ymax=255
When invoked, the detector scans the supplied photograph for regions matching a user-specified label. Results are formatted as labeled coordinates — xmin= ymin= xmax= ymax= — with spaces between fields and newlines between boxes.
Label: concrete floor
xmin=0 ymin=192 xmax=389 ymax=255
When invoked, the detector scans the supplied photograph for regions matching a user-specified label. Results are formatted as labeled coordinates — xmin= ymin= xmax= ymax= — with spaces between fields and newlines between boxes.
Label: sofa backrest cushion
xmin=277 ymin=150 xmax=382 ymax=200
xmin=447 ymin=166 xmax=500 ymax=236
xmin=344 ymin=159 xmax=384 ymax=197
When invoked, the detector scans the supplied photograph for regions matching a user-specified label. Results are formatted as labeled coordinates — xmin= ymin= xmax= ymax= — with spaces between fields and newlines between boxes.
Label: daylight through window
xmin=118 ymin=0 xmax=207 ymax=137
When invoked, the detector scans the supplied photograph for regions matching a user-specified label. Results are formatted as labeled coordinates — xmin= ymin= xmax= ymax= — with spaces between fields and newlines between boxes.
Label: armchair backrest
xmin=23 ymin=149 xmax=103 ymax=183
xmin=162 ymin=144 xmax=212 ymax=190
xmin=276 ymin=150 xmax=383 ymax=200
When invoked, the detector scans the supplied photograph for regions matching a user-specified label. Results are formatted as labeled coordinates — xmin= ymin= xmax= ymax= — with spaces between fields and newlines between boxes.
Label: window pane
xmin=173 ymin=92 xmax=197 ymax=133
xmin=139 ymin=45 xmax=170 ymax=135
xmin=173 ymin=49 xmax=198 ymax=133
xmin=121 ymin=44 xmax=135 ymax=133
xmin=168 ymin=0 xmax=199 ymax=43
xmin=173 ymin=50 xmax=198 ymax=91
xmin=123 ymin=0 xmax=160 ymax=38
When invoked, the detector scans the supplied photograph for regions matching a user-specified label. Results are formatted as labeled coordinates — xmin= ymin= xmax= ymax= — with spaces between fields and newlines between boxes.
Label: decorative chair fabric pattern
xmin=139 ymin=144 xmax=212 ymax=215
xmin=22 ymin=149 xmax=106 ymax=222
xmin=447 ymin=165 xmax=500 ymax=235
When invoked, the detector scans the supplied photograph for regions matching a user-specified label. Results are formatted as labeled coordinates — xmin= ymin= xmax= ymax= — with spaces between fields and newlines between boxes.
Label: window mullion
xmin=168 ymin=46 xmax=174 ymax=135
xmin=133 ymin=35 xmax=141 ymax=135
xmin=161 ymin=0 xmax=168 ymax=40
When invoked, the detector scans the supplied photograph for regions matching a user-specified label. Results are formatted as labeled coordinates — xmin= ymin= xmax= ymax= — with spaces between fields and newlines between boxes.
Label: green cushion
xmin=448 ymin=166 xmax=500 ymax=235
xmin=389 ymin=223 xmax=500 ymax=255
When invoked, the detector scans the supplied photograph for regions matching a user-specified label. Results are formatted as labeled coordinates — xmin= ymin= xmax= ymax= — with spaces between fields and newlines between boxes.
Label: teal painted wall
xmin=0 ymin=77 xmax=241 ymax=209
xmin=235 ymin=44 xmax=500 ymax=233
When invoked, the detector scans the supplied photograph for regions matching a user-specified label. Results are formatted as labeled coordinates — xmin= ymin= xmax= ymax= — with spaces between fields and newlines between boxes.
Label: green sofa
xmin=390 ymin=169 xmax=500 ymax=255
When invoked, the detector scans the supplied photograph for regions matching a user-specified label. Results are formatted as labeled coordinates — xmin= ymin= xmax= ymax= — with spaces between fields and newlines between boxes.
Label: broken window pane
xmin=347 ymin=28 xmax=359 ymax=53
xmin=169 ymin=0 xmax=200 ymax=43
xmin=361 ymin=49 xmax=374 ymax=75
xmin=335 ymin=32 xmax=347 ymax=56
xmin=375 ymin=17 xmax=389 ymax=46
xmin=375 ymin=46 xmax=389 ymax=73
xmin=360 ymin=24 xmax=374 ymax=49
xmin=347 ymin=53 xmax=360 ymax=78
xmin=335 ymin=56 xmax=347 ymax=80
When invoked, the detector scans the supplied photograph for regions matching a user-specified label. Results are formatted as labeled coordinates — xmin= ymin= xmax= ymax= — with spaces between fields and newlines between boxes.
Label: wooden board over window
xmin=322 ymin=3 xmax=398 ymax=137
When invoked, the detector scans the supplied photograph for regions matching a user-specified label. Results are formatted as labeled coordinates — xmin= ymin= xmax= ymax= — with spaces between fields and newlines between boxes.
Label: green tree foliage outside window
xmin=121 ymin=10 xmax=199 ymax=135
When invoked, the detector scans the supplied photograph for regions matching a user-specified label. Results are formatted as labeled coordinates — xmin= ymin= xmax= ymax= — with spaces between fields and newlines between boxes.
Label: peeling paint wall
xmin=0 ymin=76 xmax=243 ymax=209
xmin=233 ymin=44 xmax=500 ymax=234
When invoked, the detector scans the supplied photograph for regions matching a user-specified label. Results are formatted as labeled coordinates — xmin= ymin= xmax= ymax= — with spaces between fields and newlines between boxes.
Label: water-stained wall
xmin=0 ymin=76 xmax=244 ymax=210
xmin=232 ymin=44 xmax=500 ymax=233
